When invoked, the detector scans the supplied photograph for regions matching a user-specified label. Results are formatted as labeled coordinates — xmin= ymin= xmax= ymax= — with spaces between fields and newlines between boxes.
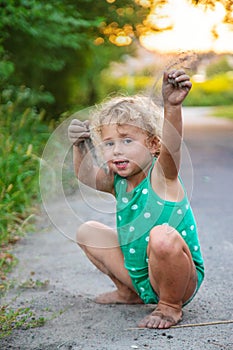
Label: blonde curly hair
xmin=90 ymin=95 xmax=163 ymax=156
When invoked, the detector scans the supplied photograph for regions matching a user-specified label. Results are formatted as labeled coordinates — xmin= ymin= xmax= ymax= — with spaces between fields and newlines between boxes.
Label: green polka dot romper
xmin=114 ymin=159 xmax=204 ymax=304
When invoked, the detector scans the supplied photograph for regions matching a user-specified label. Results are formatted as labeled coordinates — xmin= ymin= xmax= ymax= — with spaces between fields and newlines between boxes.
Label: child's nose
xmin=113 ymin=141 xmax=122 ymax=155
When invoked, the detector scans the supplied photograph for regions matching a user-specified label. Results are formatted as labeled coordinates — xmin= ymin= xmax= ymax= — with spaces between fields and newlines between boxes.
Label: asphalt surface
xmin=1 ymin=107 xmax=233 ymax=350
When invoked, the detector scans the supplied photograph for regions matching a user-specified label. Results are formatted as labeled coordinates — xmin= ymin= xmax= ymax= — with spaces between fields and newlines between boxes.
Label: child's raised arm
xmin=68 ymin=119 xmax=114 ymax=193
xmin=158 ymin=69 xmax=192 ymax=180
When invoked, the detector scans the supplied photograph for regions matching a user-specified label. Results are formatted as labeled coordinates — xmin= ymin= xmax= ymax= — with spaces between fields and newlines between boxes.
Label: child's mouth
xmin=114 ymin=160 xmax=129 ymax=170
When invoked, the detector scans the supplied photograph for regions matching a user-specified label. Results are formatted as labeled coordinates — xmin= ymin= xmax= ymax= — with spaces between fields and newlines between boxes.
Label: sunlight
xmin=140 ymin=0 xmax=233 ymax=53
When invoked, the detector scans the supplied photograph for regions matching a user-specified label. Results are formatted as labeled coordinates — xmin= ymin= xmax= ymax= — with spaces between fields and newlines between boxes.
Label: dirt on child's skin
xmin=1 ymin=108 xmax=233 ymax=350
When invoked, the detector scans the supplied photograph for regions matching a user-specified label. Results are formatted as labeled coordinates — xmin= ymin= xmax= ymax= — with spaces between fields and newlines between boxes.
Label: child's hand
xmin=162 ymin=70 xmax=192 ymax=106
xmin=68 ymin=119 xmax=90 ymax=146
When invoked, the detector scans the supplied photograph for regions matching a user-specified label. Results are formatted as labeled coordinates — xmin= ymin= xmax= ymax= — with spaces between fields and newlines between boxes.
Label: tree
xmin=0 ymin=0 xmax=232 ymax=117
xmin=0 ymin=0 xmax=149 ymax=116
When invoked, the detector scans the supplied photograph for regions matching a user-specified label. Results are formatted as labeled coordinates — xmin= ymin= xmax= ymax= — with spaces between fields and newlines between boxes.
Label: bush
xmin=185 ymin=73 xmax=233 ymax=106
xmin=206 ymin=56 xmax=232 ymax=78
xmin=0 ymin=88 xmax=51 ymax=246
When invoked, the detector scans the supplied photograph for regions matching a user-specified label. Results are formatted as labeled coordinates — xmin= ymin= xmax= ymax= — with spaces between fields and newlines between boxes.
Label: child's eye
xmin=104 ymin=141 xmax=114 ymax=147
xmin=123 ymin=138 xmax=133 ymax=144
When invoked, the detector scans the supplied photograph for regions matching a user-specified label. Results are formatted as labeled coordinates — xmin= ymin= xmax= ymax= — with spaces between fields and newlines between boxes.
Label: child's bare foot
xmin=94 ymin=290 xmax=143 ymax=304
xmin=138 ymin=301 xmax=182 ymax=329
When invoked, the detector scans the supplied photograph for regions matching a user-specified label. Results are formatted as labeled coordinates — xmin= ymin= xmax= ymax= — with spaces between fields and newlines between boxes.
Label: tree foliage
xmin=0 ymin=0 xmax=232 ymax=117
xmin=0 ymin=0 xmax=149 ymax=116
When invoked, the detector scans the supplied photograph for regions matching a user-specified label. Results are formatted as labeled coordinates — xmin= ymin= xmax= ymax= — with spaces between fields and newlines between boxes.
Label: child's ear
xmin=147 ymin=136 xmax=160 ymax=155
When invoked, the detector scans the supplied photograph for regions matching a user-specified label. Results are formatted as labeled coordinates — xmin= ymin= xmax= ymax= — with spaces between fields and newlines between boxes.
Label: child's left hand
xmin=162 ymin=70 xmax=192 ymax=106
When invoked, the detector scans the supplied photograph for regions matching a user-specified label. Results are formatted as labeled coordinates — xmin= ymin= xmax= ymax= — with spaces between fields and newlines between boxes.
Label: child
xmin=68 ymin=69 xmax=204 ymax=329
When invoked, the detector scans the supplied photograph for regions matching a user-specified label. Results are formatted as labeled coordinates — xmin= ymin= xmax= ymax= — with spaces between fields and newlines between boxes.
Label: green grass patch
xmin=0 ymin=252 xmax=18 ymax=297
xmin=211 ymin=105 xmax=233 ymax=120
xmin=19 ymin=278 xmax=50 ymax=289
xmin=0 ymin=304 xmax=46 ymax=338
xmin=184 ymin=73 xmax=233 ymax=106
xmin=0 ymin=87 xmax=52 ymax=291
xmin=0 ymin=90 xmax=51 ymax=246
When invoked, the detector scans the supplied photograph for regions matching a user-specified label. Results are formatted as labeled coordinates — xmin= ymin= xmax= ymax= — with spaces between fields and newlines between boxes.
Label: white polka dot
xmin=121 ymin=180 xmax=125 ymax=184
xmin=157 ymin=201 xmax=163 ymax=206
xmin=144 ymin=212 xmax=151 ymax=219
xmin=162 ymin=222 xmax=169 ymax=226
xmin=122 ymin=197 xmax=128 ymax=203
xmin=177 ymin=209 xmax=182 ymax=215
xmin=186 ymin=204 xmax=189 ymax=210
xmin=145 ymin=236 xmax=149 ymax=242
xmin=146 ymin=258 xmax=149 ymax=263
xmin=129 ymin=226 xmax=135 ymax=232
xmin=193 ymin=245 xmax=199 ymax=251
xmin=118 ymin=215 xmax=122 ymax=221
xmin=131 ymin=204 xmax=138 ymax=210
xmin=140 ymin=287 xmax=145 ymax=292
xmin=142 ymin=189 xmax=148 ymax=194
xmin=131 ymin=267 xmax=136 ymax=271
xmin=181 ymin=230 xmax=187 ymax=237
xmin=129 ymin=248 xmax=136 ymax=254
xmin=190 ymin=225 xmax=195 ymax=231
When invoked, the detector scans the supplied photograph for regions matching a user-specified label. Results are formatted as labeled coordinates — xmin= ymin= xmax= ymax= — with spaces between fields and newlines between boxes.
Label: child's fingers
xmin=70 ymin=118 xmax=85 ymax=125
xmin=69 ymin=119 xmax=89 ymax=128
xmin=167 ymin=70 xmax=191 ymax=89
xmin=69 ymin=125 xmax=89 ymax=133
xmin=69 ymin=130 xmax=90 ymax=142
xmin=83 ymin=120 xmax=90 ymax=129
xmin=69 ymin=130 xmax=89 ymax=138
xmin=68 ymin=119 xmax=90 ymax=133
xmin=168 ymin=69 xmax=186 ymax=78
xmin=68 ymin=119 xmax=91 ymax=144
xmin=168 ymin=77 xmax=191 ymax=88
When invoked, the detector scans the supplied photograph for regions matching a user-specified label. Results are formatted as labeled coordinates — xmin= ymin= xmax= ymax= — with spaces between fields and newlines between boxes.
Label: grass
xmin=0 ymin=252 xmax=18 ymax=296
xmin=0 ymin=107 xmax=49 ymax=246
xmin=211 ymin=105 xmax=233 ymax=120
xmin=0 ymin=88 xmax=70 ymax=338
xmin=0 ymin=87 xmax=52 ymax=294
xmin=0 ymin=304 xmax=46 ymax=338
xmin=0 ymin=277 xmax=51 ymax=338
xmin=185 ymin=73 xmax=233 ymax=107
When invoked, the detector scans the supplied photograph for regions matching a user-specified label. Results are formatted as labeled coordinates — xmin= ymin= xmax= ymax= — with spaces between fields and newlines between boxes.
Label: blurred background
xmin=0 ymin=0 xmax=233 ymax=269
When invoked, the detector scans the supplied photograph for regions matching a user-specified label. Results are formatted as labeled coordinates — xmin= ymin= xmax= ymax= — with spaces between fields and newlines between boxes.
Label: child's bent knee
xmin=76 ymin=220 xmax=96 ymax=245
xmin=76 ymin=221 xmax=118 ymax=248
xmin=149 ymin=225 xmax=181 ymax=257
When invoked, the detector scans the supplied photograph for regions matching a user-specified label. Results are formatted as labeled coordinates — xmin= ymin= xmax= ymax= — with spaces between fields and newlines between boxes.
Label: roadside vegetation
xmin=211 ymin=105 xmax=233 ymax=120
xmin=0 ymin=305 xmax=46 ymax=338
xmin=189 ymin=56 xmax=233 ymax=107
xmin=0 ymin=90 xmax=52 ymax=294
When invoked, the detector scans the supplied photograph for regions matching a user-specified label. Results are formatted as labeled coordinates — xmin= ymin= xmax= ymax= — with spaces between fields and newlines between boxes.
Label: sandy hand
xmin=68 ymin=119 xmax=90 ymax=146
xmin=163 ymin=69 xmax=192 ymax=105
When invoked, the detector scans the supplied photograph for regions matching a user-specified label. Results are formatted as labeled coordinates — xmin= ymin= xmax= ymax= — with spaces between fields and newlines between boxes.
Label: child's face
xmin=101 ymin=123 xmax=156 ymax=180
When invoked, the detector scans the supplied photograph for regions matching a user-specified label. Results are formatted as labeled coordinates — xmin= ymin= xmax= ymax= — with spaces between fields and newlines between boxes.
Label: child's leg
xmin=76 ymin=220 xmax=143 ymax=304
xmin=139 ymin=224 xmax=197 ymax=329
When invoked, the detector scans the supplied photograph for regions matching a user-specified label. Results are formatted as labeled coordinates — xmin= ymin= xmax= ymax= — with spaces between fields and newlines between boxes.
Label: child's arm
xmin=68 ymin=119 xmax=114 ymax=193
xmin=152 ymin=70 xmax=192 ymax=195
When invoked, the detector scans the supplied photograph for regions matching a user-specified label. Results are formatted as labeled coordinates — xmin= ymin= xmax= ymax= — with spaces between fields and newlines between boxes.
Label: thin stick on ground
xmin=125 ymin=319 xmax=233 ymax=331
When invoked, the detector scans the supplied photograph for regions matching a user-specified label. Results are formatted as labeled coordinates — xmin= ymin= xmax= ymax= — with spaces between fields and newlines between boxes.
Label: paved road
xmin=1 ymin=107 xmax=233 ymax=350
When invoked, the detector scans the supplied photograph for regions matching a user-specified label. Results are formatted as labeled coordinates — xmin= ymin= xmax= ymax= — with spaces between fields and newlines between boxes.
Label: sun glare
xmin=140 ymin=0 xmax=233 ymax=53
